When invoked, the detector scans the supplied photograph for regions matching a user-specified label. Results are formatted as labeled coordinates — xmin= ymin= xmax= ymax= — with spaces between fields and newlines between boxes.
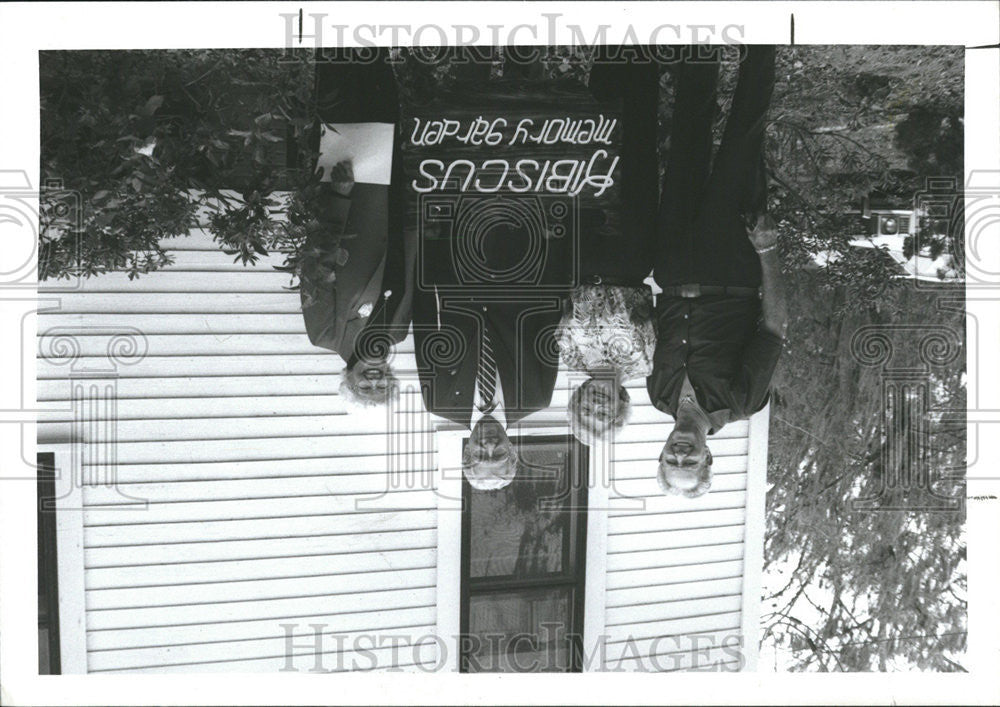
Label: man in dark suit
xmin=409 ymin=49 xmax=572 ymax=490
xmin=299 ymin=48 xmax=412 ymax=407
xmin=413 ymin=205 xmax=570 ymax=489
xmin=648 ymin=45 xmax=787 ymax=498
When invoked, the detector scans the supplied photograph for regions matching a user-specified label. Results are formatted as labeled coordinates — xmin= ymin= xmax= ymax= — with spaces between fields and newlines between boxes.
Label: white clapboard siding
xmin=37 ymin=292 xmax=304 ymax=315
xmin=85 ymin=547 xmax=438 ymax=590
xmin=86 ymin=586 xmax=437 ymax=631
xmin=41 ymin=312 xmax=313 ymax=334
xmin=38 ymin=412 xmax=727 ymax=446
xmin=36 ymin=374 xmax=651 ymax=403
xmin=88 ymin=628 xmax=441 ymax=672
xmin=40 ymin=222 xmax=765 ymax=673
xmin=39 ymin=224 xmax=442 ymax=672
xmin=84 ymin=527 xmax=439 ymax=567
xmin=87 ymin=567 xmax=439 ymax=610
xmin=600 ymin=400 xmax=763 ymax=672
xmin=38 ymin=391 xmax=670 ymax=426
xmin=84 ymin=507 xmax=439 ymax=542
xmin=606 ymin=507 xmax=747 ymax=535
xmin=92 ymin=644 xmax=441 ymax=674
xmin=87 ymin=605 xmax=435 ymax=652
xmin=38 ymin=374 xmax=346 ymax=401
xmin=605 ymin=560 xmax=744 ymax=590
xmin=41 ymin=270 xmax=296 ymax=292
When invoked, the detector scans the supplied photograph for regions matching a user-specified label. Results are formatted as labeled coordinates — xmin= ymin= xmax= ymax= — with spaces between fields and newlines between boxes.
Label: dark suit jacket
xmin=348 ymin=140 xmax=415 ymax=366
xmin=413 ymin=198 xmax=568 ymax=427
xmin=413 ymin=293 xmax=564 ymax=428
xmin=300 ymin=48 xmax=411 ymax=364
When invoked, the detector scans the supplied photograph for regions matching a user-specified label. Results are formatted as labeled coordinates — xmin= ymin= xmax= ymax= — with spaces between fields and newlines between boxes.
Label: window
xmin=459 ymin=434 xmax=588 ymax=672
xmin=37 ymin=451 xmax=61 ymax=674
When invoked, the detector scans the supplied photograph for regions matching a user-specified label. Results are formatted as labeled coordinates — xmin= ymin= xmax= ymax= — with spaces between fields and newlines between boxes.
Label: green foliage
xmin=39 ymin=47 xmax=591 ymax=296
xmin=39 ymin=48 xmax=321 ymax=285
xmin=758 ymin=47 xmax=966 ymax=672
xmin=764 ymin=46 xmax=964 ymax=306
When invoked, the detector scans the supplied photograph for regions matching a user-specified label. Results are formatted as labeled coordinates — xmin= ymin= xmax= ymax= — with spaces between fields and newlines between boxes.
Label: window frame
xmin=35 ymin=443 xmax=88 ymax=674
xmin=435 ymin=423 xmax=611 ymax=673
xmin=37 ymin=451 xmax=61 ymax=674
xmin=457 ymin=433 xmax=589 ymax=673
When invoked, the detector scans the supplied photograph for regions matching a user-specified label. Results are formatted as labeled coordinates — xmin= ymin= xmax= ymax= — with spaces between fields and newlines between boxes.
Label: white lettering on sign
xmin=410 ymin=117 xmax=508 ymax=146
xmin=411 ymin=152 xmax=619 ymax=197
xmin=409 ymin=114 xmax=619 ymax=197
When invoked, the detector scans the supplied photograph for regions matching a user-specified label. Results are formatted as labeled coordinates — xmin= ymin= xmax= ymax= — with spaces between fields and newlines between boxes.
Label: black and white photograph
xmin=1 ymin=2 xmax=998 ymax=705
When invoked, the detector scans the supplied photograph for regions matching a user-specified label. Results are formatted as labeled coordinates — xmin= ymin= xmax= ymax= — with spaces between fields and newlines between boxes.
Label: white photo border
xmin=1 ymin=2 xmax=997 ymax=704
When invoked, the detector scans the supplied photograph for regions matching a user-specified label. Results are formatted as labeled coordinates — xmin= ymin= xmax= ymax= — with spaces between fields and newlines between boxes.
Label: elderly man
xmin=409 ymin=49 xmax=572 ymax=491
xmin=300 ymin=47 xmax=411 ymax=408
xmin=648 ymin=45 xmax=787 ymax=498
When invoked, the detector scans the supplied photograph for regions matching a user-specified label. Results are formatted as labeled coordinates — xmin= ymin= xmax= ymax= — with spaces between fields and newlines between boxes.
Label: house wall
xmin=38 ymin=225 xmax=764 ymax=673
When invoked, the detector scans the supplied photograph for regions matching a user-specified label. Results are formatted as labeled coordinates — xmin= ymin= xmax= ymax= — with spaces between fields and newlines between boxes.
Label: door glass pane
xmin=468 ymin=443 xmax=570 ymax=579
xmin=466 ymin=587 xmax=573 ymax=672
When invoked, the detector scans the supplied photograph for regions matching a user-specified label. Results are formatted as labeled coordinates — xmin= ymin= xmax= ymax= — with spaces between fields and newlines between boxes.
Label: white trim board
xmin=581 ymin=434 xmax=610 ymax=672
xmin=739 ymin=404 xmax=770 ymax=672
xmin=434 ymin=428 xmax=466 ymax=673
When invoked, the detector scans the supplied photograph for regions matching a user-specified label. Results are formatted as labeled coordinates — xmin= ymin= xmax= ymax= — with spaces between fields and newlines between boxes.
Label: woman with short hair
xmin=557 ymin=46 xmax=661 ymax=446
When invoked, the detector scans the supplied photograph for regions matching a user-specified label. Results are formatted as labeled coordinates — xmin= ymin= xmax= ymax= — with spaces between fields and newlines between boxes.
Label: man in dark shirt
xmin=647 ymin=45 xmax=787 ymax=498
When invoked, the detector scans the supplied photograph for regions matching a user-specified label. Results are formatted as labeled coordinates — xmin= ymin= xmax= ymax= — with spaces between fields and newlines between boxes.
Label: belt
xmin=581 ymin=274 xmax=648 ymax=287
xmin=660 ymin=284 xmax=761 ymax=299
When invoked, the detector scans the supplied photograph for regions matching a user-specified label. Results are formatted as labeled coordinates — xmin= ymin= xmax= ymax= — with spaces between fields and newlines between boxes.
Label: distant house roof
xmin=847 ymin=233 xmax=960 ymax=282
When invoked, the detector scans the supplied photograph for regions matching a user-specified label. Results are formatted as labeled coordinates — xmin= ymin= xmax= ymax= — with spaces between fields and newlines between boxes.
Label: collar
xmin=674 ymin=374 xmax=731 ymax=435
xmin=470 ymin=366 xmax=506 ymax=431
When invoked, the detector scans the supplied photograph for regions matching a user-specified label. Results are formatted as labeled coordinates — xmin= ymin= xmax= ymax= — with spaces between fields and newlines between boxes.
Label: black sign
xmin=402 ymin=80 xmax=622 ymax=293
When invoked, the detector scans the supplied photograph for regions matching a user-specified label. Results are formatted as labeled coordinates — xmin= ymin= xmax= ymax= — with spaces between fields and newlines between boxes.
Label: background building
xmin=37 ymin=211 xmax=769 ymax=673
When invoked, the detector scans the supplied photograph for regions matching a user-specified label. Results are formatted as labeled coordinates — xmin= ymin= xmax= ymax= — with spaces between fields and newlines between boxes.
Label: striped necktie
xmin=477 ymin=321 xmax=498 ymax=414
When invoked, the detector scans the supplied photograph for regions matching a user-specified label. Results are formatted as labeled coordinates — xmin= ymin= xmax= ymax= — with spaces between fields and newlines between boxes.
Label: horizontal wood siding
xmin=39 ymin=226 xmax=440 ymax=674
xmin=600 ymin=408 xmax=757 ymax=672
xmin=39 ymin=219 xmax=758 ymax=673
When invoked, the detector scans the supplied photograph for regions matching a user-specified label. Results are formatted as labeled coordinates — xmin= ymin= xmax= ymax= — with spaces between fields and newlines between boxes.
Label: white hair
xmin=338 ymin=364 xmax=399 ymax=410
xmin=567 ymin=381 xmax=632 ymax=446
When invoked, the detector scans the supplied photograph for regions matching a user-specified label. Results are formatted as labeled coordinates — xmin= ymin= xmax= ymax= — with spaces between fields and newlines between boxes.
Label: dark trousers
xmin=587 ymin=46 xmax=661 ymax=286
xmin=315 ymin=47 xmax=399 ymax=123
xmin=654 ymin=45 xmax=776 ymax=289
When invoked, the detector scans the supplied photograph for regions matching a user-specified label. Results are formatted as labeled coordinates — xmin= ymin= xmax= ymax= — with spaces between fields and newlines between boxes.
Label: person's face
xmin=464 ymin=417 xmax=517 ymax=490
xmin=346 ymin=359 xmax=390 ymax=396
xmin=658 ymin=427 xmax=709 ymax=492
xmin=577 ymin=378 xmax=618 ymax=429
xmin=468 ymin=417 xmax=514 ymax=468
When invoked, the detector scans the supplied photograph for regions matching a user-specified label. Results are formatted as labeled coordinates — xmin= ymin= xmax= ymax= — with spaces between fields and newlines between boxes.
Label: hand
xmin=301 ymin=236 xmax=339 ymax=287
xmin=746 ymin=213 xmax=778 ymax=253
xmin=328 ymin=160 xmax=354 ymax=197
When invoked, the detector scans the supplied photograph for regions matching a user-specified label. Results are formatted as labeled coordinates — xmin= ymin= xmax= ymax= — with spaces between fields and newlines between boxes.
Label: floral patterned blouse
xmin=555 ymin=285 xmax=656 ymax=382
